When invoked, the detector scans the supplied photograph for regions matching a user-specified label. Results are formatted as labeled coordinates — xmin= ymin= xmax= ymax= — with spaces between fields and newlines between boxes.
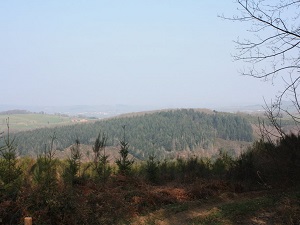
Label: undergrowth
xmin=0 ymin=131 xmax=300 ymax=224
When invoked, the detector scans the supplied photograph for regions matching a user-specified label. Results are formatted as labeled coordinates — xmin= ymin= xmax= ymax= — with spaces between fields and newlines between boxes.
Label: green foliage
xmin=212 ymin=150 xmax=235 ymax=178
xmin=116 ymin=139 xmax=134 ymax=175
xmin=95 ymin=154 xmax=112 ymax=182
xmin=231 ymin=134 xmax=300 ymax=186
xmin=0 ymin=138 xmax=21 ymax=185
xmin=116 ymin=126 xmax=134 ymax=175
xmin=31 ymin=133 xmax=58 ymax=190
xmin=185 ymin=157 xmax=212 ymax=180
xmin=139 ymin=156 xmax=213 ymax=183
xmin=0 ymin=120 xmax=22 ymax=201
xmin=145 ymin=154 xmax=160 ymax=183
xmin=0 ymin=118 xmax=277 ymax=224
xmin=1 ymin=131 xmax=300 ymax=224
xmin=231 ymin=149 xmax=255 ymax=182
xmin=63 ymin=138 xmax=82 ymax=185
xmin=14 ymin=109 xmax=254 ymax=159
xmin=92 ymin=132 xmax=111 ymax=182
xmin=93 ymin=132 xmax=107 ymax=159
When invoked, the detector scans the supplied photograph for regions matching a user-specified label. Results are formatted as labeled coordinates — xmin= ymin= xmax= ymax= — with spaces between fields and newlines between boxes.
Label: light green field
xmin=0 ymin=114 xmax=83 ymax=133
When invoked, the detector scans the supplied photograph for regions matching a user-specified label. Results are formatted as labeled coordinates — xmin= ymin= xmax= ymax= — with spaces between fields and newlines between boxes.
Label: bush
xmin=145 ymin=155 xmax=159 ymax=183
xmin=231 ymin=134 xmax=300 ymax=187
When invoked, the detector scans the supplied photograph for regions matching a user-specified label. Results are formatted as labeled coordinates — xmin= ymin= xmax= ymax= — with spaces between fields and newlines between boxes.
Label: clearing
xmin=129 ymin=187 xmax=300 ymax=225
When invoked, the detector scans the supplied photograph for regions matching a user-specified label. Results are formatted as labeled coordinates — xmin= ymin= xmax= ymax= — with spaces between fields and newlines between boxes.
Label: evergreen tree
xmin=63 ymin=138 xmax=82 ymax=185
xmin=32 ymin=133 xmax=58 ymax=189
xmin=145 ymin=154 xmax=159 ymax=183
xmin=0 ymin=119 xmax=22 ymax=197
xmin=116 ymin=126 xmax=134 ymax=175
xmin=93 ymin=132 xmax=111 ymax=181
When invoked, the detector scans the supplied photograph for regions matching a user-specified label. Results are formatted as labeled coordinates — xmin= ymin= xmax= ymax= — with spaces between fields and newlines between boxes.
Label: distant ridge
xmin=116 ymin=108 xmax=215 ymax=118
xmin=0 ymin=109 xmax=32 ymax=115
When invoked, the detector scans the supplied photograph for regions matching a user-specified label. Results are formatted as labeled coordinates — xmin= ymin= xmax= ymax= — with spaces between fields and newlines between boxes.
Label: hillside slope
xmin=12 ymin=109 xmax=253 ymax=159
xmin=0 ymin=112 xmax=94 ymax=132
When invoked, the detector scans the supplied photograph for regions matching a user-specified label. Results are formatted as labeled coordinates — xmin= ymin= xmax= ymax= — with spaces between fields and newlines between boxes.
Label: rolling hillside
xmin=0 ymin=111 xmax=96 ymax=133
xmin=11 ymin=109 xmax=254 ymax=160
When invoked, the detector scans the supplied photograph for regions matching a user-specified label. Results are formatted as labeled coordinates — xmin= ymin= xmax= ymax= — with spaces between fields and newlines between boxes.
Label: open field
xmin=0 ymin=114 xmax=95 ymax=133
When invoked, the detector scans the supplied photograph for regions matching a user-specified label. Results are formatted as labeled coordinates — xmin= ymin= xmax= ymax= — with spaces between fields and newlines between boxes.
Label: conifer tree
xmin=64 ymin=138 xmax=82 ymax=185
xmin=0 ymin=118 xmax=22 ymax=196
xmin=93 ymin=132 xmax=110 ymax=181
xmin=116 ymin=125 xmax=134 ymax=175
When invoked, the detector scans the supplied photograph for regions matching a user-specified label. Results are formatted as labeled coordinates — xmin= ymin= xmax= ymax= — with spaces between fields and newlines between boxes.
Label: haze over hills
xmin=0 ymin=102 xmax=272 ymax=119
xmin=0 ymin=104 xmax=164 ymax=118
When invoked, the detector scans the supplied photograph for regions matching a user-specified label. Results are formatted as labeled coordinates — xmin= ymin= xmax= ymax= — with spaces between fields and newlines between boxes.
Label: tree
xmin=32 ymin=133 xmax=58 ymax=189
xmin=0 ymin=119 xmax=22 ymax=197
xmin=226 ymin=0 xmax=300 ymax=138
xmin=63 ymin=138 xmax=82 ymax=185
xmin=92 ymin=132 xmax=110 ymax=182
xmin=145 ymin=154 xmax=160 ymax=183
xmin=116 ymin=126 xmax=134 ymax=175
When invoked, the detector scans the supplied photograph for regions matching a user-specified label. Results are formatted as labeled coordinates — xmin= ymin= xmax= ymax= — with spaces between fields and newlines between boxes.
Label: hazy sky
xmin=0 ymin=1 xmax=282 ymax=109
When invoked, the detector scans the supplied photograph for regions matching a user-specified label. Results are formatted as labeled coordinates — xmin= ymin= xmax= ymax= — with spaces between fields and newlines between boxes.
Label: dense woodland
xmin=1 ymin=109 xmax=299 ymax=224
xmin=0 ymin=118 xmax=299 ymax=224
xmin=14 ymin=109 xmax=253 ymax=160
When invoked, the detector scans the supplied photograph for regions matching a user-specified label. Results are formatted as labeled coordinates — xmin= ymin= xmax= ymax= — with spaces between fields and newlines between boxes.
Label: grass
xmin=189 ymin=197 xmax=273 ymax=224
xmin=163 ymin=202 xmax=189 ymax=214
xmin=188 ymin=190 xmax=300 ymax=225
xmin=0 ymin=114 xmax=91 ymax=132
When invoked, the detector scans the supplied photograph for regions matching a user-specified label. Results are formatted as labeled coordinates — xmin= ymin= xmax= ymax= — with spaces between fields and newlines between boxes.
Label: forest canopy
xmin=12 ymin=109 xmax=253 ymax=160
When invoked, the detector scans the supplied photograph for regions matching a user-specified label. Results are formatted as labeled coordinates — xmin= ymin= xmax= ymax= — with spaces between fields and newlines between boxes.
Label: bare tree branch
xmin=223 ymin=0 xmax=300 ymax=140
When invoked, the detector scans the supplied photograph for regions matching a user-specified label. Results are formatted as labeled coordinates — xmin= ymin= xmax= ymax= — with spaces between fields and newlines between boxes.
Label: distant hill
xmin=0 ymin=109 xmax=32 ymax=115
xmin=217 ymin=101 xmax=297 ymax=114
xmin=0 ymin=104 xmax=160 ymax=118
xmin=13 ymin=109 xmax=254 ymax=160
xmin=0 ymin=113 xmax=96 ymax=133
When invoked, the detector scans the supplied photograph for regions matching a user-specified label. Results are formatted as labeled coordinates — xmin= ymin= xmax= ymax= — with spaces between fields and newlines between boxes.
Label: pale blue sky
xmin=0 ymin=1 xmax=281 ymax=109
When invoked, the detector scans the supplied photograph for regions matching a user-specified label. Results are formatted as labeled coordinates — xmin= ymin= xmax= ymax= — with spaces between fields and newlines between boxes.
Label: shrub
xmin=0 ymin=123 xmax=22 ymax=199
xmin=145 ymin=155 xmax=159 ymax=183
xmin=231 ymin=134 xmax=300 ymax=187
xmin=63 ymin=138 xmax=82 ymax=185
xmin=92 ymin=133 xmax=111 ymax=182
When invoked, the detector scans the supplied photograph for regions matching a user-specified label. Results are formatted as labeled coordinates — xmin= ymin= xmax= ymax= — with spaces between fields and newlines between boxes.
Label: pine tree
xmin=63 ymin=138 xmax=82 ymax=185
xmin=116 ymin=126 xmax=134 ymax=175
xmin=93 ymin=132 xmax=110 ymax=181
xmin=0 ymin=118 xmax=22 ymax=196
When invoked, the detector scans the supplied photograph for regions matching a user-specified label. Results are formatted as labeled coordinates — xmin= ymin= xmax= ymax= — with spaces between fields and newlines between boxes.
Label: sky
xmin=0 ymin=1 xmax=283 ymax=109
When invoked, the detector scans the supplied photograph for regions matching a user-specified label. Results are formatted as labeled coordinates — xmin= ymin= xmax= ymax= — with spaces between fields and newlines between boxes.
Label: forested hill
xmin=14 ymin=109 xmax=253 ymax=160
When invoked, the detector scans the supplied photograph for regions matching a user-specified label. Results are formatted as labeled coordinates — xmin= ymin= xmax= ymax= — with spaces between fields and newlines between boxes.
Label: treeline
xmin=0 ymin=109 xmax=31 ymax=115
xmin=14 ymin=109 xmax=253 ymax=159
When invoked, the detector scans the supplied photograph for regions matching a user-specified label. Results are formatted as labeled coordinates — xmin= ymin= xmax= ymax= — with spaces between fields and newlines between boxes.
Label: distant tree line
xmin=0 ymin=109 xmax=31 ymax=115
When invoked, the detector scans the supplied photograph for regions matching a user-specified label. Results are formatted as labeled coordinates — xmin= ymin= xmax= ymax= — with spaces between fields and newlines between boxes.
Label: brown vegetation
xmin=1 ymin=132 xmax=300 ymax=224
